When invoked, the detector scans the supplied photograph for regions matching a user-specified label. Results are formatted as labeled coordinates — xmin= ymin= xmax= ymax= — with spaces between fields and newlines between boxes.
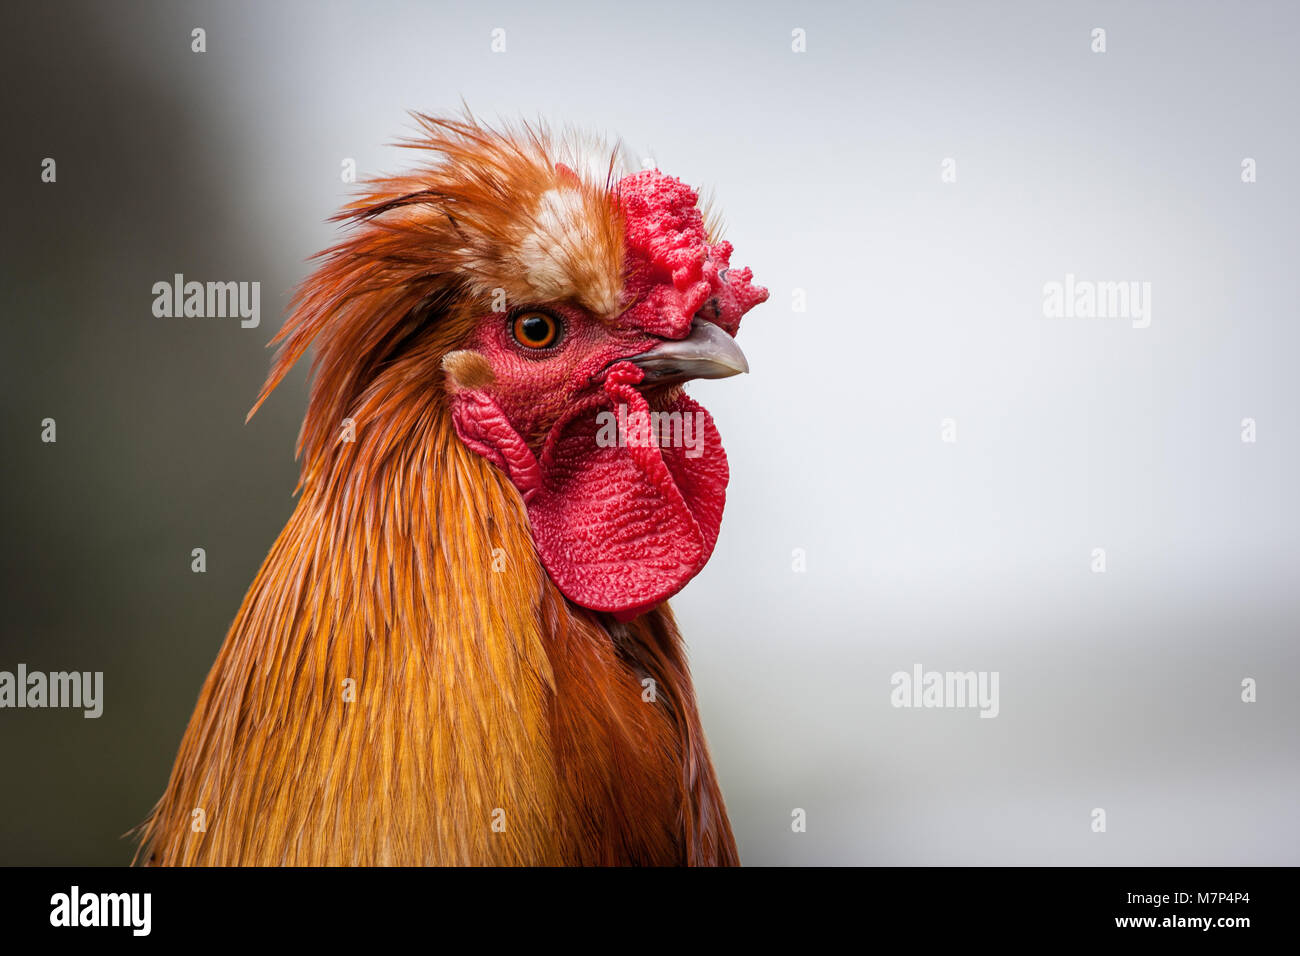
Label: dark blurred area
xmin=1 ymin=3 xmax=308 ymax=864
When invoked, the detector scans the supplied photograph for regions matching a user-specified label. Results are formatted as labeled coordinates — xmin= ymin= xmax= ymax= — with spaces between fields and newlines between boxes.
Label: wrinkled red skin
xmin=451 ymin=170 xmax=767 ymax=616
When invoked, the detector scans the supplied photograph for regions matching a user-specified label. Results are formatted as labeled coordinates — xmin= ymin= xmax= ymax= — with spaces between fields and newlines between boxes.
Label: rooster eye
xmin=511 ymin=311 xmax=560 ymax=350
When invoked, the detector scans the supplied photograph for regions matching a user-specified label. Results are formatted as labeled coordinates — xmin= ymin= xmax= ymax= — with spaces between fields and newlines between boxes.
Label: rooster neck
xmin=138 ymin=400 xmax=735 ymax=865
xmin=548 ymin=609 xmax=740 ymax=865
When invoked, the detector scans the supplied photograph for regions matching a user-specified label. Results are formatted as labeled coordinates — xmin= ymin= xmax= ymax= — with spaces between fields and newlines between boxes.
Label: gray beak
xmin=627 ymin=319 xmax=749 ymax=384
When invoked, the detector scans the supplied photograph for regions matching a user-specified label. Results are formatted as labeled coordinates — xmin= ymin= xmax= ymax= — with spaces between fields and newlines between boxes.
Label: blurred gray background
xmin=2 ymin=0 xmax=1296 ymax=865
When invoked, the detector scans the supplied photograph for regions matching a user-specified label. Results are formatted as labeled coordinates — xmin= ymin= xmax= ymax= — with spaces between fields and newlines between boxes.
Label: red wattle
xmin=450 ymin=365 xmax=728 ymax=617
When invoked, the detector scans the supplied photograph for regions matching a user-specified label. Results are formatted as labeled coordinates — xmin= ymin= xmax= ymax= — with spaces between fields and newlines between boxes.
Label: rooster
xmin=135 ymin=113 xmax=767 ymax=866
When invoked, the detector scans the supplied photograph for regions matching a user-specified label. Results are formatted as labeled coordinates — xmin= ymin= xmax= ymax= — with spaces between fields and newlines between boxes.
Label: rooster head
xmin=256 ymin=113 xmax=767 ymax=619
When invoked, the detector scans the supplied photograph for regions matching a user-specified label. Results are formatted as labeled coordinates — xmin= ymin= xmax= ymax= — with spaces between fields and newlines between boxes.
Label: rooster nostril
xmin=695 ymin=297 xmax=721 ymax=321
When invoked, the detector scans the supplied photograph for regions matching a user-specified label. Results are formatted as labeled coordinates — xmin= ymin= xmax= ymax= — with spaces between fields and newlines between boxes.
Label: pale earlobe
xmin=441 ymin=349 xmax=496 ymax=392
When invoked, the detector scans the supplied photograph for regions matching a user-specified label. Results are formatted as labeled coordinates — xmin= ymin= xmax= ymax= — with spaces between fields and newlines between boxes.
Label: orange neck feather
xmin=137 ymin=351 xmax=735 ymax=864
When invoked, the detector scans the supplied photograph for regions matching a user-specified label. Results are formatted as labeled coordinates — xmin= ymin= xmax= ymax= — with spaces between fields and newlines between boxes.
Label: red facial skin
xmin=460 ymin=302 xmax=666 ymax=449
xmin=449 ymin=169 xmax=767 ymax=617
